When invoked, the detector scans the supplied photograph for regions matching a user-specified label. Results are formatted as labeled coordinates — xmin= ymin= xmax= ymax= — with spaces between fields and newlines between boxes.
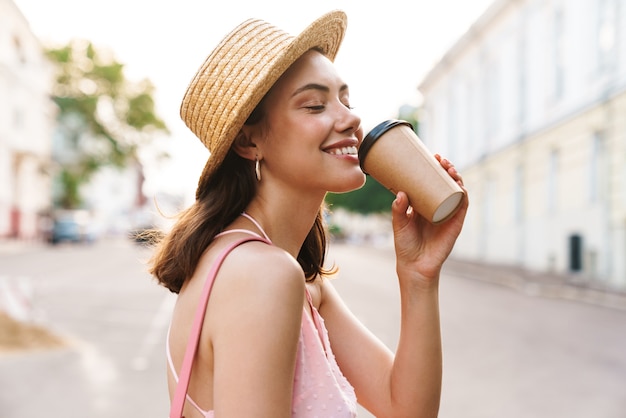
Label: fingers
xmin=391 ymin=191 xmax=411 ymax=230
xmin=392 ymin=191 xmax=410 ymax=215
xmin=436 ymin=155 xmax=464 ymax=187
xmin=448 ymin=164 xmax=463 ymax=187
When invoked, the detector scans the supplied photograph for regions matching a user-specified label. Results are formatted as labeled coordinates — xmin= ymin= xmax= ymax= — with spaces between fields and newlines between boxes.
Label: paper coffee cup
xmin=358 ymin=120 xmax=465 ymax=224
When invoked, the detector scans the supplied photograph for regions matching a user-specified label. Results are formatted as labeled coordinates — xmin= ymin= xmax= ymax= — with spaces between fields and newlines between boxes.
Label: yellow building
xmin=418 ymin=0 xmax=626 ymax=288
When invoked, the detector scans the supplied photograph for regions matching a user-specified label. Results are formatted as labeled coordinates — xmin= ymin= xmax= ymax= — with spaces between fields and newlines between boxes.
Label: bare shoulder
xmin=203 ymin=239 xmax=306 ymax=356
xmin=226 ymin=240 xmax=304 ymax=289
xmin=203 ymin=239 xmax=306 ymax=314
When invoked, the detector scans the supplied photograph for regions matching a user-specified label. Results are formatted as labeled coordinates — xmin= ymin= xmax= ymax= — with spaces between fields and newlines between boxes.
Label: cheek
xmin=266 ymin=121 xmax=325 ymax=155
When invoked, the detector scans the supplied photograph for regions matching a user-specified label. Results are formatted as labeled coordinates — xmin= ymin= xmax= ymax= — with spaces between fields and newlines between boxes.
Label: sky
xmin=13 ymin=0 xmax=493 ymax=201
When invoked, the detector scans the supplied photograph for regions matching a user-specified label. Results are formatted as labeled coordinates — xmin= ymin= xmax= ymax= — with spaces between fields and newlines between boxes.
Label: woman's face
xmin=248 ymin=49 xmax=366 ymax=195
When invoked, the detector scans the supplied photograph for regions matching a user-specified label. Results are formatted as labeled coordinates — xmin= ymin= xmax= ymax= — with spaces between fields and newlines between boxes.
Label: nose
xmin=336 ymin=102 xmax=361 ymax=137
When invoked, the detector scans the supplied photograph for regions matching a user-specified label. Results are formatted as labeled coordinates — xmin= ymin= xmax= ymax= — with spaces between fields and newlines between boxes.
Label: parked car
xmin=47 ymin=210 xmax=97 ymax=244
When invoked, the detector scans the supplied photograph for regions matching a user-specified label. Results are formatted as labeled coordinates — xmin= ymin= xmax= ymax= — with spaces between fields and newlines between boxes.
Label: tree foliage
xmin=326 ymin=176 xmax=395 ymax=214
xmin=46 ymin=40 xmax=169 ymax=209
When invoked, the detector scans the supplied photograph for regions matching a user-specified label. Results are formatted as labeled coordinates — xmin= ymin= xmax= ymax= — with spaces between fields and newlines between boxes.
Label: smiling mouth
xmin=326 ymin=146 xmax=358 ymax=156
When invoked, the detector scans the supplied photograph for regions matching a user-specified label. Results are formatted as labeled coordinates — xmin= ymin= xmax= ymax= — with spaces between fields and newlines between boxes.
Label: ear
xmin=232 ymin=129 xmax=258 ymax=161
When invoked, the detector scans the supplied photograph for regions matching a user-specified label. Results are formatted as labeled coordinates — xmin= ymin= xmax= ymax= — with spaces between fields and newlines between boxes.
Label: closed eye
xmin=305 ymin=105 xmax=326 ymax=112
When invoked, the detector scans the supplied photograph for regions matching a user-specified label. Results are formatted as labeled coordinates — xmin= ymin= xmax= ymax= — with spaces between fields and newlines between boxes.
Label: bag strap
xmin=170 ymin=236 xmax=270 ymax=418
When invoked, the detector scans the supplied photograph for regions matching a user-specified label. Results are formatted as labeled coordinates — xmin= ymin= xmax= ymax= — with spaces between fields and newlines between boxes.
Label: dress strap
xmin=213 ymin=213 xmax=271 ymax=242
xmin=304 ymin=287 xmax=314 ymax=305
xmin=303 ymin=287 xmax=330 ymax=357
xmin=241 ymin=212 xmax=271 ymax=242
xmin=214 ymin=229 xmax=264 ymax=239
xmin=169 ymin=235 xmax=270 ymax=418
xmin=166 ymin=325 xmax=209 ymax=416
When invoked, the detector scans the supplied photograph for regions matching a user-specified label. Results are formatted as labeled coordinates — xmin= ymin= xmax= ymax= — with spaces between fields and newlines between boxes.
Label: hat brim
xmin=183 ymin=10 xmax=347 ymax=197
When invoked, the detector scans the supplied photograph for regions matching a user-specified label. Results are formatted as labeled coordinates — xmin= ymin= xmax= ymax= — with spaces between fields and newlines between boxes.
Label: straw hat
xmin=180 ymin=10 xmax=348 ymax=197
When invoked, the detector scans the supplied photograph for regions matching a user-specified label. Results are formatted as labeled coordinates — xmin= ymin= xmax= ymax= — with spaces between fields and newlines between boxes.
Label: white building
xmin=418 ymin=0 xmax=626 ymax=288
xmin=0 ymin=0 xmax=55 ymax=239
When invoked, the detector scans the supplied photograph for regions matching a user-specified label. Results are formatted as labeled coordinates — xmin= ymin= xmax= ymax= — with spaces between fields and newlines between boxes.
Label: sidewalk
xmin=339 ymin=239 xmax=626 ymax=312
xmin=443 ymin=257 xmax=626 ymax=311
xmin=0 ymin=238 xmax=46 ymax=256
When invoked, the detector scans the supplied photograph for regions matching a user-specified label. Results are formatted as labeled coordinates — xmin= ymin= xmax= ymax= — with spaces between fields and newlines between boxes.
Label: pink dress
xmin=167 ymin=214 xmax=357 ymax=417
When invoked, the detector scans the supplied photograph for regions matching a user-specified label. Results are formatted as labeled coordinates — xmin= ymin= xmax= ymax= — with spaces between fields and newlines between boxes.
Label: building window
xmin=553 ymin=9 xmax=565 ymax=100
xmin=517 ymin=35 xmax=527 ymax=127
xmin=514 ymin=164 xmax=524 ymax=222
xmin=447 ymin=86 xmax=458 ymax=163
xmin=548 ymin=149 xmax=559 ymax=213
xmin=589 ymin=131 xmax=605 ymax=203
xmin=484 ymin=61 xmax=500 ymax=139
xmin=598 ymin=0 xmax=617 ymax=72
xmin=484 ymin=176 xmax=495 ymax=230
xmin=466 ymin=78 xmax=478 ymax=162
xmin=13 ymin=35 xmax=26 ymax=64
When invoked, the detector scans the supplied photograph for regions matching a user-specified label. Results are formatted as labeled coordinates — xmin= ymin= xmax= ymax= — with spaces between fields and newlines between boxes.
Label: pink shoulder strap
xmin=170 ymin=236 xmax=270 ymax=418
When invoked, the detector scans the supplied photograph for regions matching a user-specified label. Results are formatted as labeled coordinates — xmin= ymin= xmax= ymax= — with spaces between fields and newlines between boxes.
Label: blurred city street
xmin=3 ymin=0 xmax=626 ymax=416
xmin=1 ymin=238 xmax=625 ymax=418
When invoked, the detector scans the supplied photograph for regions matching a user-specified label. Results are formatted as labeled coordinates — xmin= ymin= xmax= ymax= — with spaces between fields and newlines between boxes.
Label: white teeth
xmin=328 ymin=146 xmax=357 ymax=155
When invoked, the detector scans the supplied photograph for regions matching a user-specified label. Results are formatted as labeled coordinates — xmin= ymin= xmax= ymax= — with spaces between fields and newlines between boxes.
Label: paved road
xmin=0 ymin=238 xmax=172 ymax=417
xmin=0 ymin=238 xmax=625 ymax=417
xmin=329 ymin=245 xmax=626 ymax=418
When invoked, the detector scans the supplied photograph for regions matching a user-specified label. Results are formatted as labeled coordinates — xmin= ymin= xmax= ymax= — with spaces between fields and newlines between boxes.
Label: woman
xmin=151 ymin=10 xmax=468 ymax=418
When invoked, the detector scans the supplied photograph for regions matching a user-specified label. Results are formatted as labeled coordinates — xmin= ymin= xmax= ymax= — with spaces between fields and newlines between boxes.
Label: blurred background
xmin=1 ymin=0 xmax=625 ymax=417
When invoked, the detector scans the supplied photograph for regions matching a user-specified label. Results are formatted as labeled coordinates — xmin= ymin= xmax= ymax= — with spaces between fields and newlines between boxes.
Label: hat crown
xmin=181 ymin=19 xmax=294 ymax=151
xmin=179 ymin=11 xmax=347 ymax=196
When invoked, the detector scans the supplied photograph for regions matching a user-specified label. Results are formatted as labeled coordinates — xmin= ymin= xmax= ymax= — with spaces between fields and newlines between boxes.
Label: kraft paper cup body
xmin=359 ymin=120 xmax=465 ymax=224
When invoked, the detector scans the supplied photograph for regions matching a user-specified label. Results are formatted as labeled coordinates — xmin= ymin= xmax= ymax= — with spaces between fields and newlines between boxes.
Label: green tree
xmin=326 ymin=177 xmax=395 ymax=214
xmin=46 ymin=40 xmax=169 ymax=209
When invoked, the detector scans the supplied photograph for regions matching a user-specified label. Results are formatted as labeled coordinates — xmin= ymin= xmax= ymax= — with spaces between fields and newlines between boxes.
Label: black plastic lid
xmin=358 ymin=119 xmax=413 ymax=173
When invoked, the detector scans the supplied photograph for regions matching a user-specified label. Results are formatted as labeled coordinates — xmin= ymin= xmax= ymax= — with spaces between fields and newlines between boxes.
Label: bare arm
xmin=210 ymin=243 xmax=306 ymax=417
xmin=321 ymin=157 xmax=468 ymax=418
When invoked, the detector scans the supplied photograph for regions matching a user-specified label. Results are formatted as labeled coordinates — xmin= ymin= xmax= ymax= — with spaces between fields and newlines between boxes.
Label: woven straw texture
xmin=180 ymin=10 xmax=347 ymax=194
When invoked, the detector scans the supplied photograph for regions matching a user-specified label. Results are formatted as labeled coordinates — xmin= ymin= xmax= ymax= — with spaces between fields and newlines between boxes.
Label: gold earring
xmin=255 ymin=157 xmax=261 ymax=182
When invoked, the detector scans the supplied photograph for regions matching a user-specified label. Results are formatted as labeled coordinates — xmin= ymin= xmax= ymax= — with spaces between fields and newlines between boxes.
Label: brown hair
xmin=149 ymin=104 xmax=333 ymax=294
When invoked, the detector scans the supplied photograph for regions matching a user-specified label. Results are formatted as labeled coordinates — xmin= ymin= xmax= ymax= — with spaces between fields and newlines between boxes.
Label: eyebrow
xmin=291 ymin=83 xmax=349 ymax=97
